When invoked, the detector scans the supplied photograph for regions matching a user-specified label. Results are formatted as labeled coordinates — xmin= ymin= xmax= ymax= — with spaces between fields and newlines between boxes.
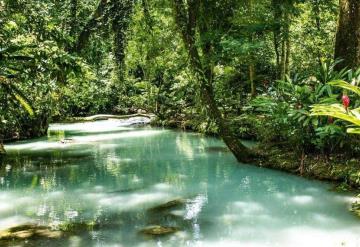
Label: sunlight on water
xmin=1 ymin=120 xmax=360 ymax=246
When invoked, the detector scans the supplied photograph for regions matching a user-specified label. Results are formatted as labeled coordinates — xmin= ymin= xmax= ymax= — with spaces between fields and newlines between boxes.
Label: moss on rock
xmin=148 ymin=199 xmax=186 ymax=213
xmin=139 ymin=225 xmax=179 ymax=236
xmin=0 ymin=224 xmax=63 ymax=244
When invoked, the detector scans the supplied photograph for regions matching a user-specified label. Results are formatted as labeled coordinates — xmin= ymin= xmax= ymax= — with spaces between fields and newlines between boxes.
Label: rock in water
xmin=139 ymin=225 xmax=179 ymax=236
xmin=148 ymin=199 xmax=186 ymax=212
xmin=0 ymin=224 xmax=62 ymax=241
xmin=107 ymin=186 xmax=144 ymax=194
xmin=60 ymin=138 xmax=74 ymax=144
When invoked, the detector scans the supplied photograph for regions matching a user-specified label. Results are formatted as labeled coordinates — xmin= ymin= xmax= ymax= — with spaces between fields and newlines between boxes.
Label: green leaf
xmin=328 ymin=80 xmax=360 ymax=96
xmin=14 ymin=93 xmax=34 ymax=116
xmin=347 ymin=128 xmax=360 ymax=134
xmin=311 ymin=104 xmax=360 ymax=126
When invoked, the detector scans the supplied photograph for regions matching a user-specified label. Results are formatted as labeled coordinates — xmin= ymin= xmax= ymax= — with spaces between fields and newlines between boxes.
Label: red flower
xmin=342 ymin=95 xmax=350 ymax=110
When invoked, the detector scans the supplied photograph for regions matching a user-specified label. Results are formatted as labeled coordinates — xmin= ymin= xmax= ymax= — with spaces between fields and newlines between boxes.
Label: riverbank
xmin=255 ymin=145 xmax=360 ymax=189
xmin=152 ymin=117 xmax=360 ymax=189
xmin=151 ymin=116 xmax=360 ymax=219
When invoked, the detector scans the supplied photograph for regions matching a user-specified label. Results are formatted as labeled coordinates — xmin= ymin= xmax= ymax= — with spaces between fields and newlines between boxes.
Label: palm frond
xmin=347 ymin=128 xmax=360 ymax=134
xmin=0 ymin=77 xmax=35 ymax=116
xmin=328 ymin=80 xmax=360 ymax=96
xmin=311 ymin=104 xmax=360 ymax=126
xmin=14 ymin=93 xmax=34 ymax=116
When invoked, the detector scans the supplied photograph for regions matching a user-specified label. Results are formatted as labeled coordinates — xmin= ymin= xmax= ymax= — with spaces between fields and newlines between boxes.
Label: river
xmin=1 ymin=119 xmax=359 ymax=246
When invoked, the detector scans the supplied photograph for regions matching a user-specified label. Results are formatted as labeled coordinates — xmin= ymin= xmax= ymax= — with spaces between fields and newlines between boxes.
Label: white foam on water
xmin=291 ymin=195 xmax=314 ymax=205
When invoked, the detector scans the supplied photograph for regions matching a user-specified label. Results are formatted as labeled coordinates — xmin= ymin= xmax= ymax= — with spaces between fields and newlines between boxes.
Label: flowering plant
xmin=311 ymin=80 xmax=360 ymax=134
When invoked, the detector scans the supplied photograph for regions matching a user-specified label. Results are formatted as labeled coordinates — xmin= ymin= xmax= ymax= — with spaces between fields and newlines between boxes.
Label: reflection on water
xmin=0 ymin=120 xmax=359 ymax=247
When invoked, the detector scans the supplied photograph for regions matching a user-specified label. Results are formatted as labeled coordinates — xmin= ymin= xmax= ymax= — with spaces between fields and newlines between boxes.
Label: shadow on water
xmin=0 ymin=120 xmax=359 ymax=246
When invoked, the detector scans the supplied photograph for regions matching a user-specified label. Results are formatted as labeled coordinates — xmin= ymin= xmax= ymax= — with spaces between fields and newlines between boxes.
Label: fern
xmin=0 ymin=77 xmax=35 ymax=117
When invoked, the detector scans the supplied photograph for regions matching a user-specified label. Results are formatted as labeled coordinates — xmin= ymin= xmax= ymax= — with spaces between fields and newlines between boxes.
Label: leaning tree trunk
xmin=196 ymin=72 xmax=253 ymax=162
xmin=335 ymin=0 xmax=360 ymax=70
xmin=172 ymin=0 xmax=252 ymax=163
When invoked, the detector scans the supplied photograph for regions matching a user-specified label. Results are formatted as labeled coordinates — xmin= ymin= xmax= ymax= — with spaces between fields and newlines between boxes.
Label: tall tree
xmin=74 ymin=0 xmax=108 ymax=52
xmin=111 ymin=0 xmax=134 ymax=83
xmin=172 ymin=0 xmax=253 ymax=162
xmin=312 ymin=0 xmax=323 ymax=65
xmin=334 ymin=0 xmax=360 ymax=70
xmin=247 ymin=0 xmax=256 ymax=97
xmin=69 ymin=0 xmax=78 ymax=37
xmin=272 ymin=0 xmax=293 ymax=80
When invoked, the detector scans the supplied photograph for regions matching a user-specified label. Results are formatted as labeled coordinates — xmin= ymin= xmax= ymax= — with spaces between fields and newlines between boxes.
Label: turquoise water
xmin=1 ymin=120 xmax=360 ymax=247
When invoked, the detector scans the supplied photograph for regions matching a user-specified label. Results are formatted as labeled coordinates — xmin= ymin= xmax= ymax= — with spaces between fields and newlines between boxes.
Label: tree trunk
xmin=142 ymin=0 xmax=153 ymax=30
xmin=313 ymin=0 xmax=323 ymax=66
xmin=248 ymin=0 xmax=256 ymax=96
xmin=273 ymin=0 xmax=292 ymax=80
xmin=249 ymin=64 xmax=256 ymax=97
xmin=74 ymin=0 xmax=108 ymax=52
xmin=335 ymin=0 xmax=360 ymax=70
xmin=69 ymin=0 xmax=78 ymax=37
xmin=280 ymin=13 xmax=291 ymax=80
xmin=280 ymin=39 xmax=286 ymax=80
xmin=111 ymin=0 xmax=134 ymax=83
xmin=272 ymin=0 xmax=282 ymax=79
xmin=273 ymin=31 xmax=280 ymax=78
xmin=285 ymin=36 xmax=291 ymax=77
xmin=172 ymin=0 xmax=253 ymax=163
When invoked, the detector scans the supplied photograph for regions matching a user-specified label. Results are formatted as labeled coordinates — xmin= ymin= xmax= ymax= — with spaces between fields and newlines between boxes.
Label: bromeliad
xmin=342 ymin=94 xmax=350 ymax=110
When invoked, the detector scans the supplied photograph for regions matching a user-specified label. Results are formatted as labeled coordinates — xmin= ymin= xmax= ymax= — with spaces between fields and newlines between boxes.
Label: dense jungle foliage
xmin=1 ymin=0 xmax=360 ymax=163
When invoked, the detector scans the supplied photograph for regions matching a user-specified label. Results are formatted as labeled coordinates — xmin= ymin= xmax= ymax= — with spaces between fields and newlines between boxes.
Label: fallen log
xmin=64 ymin=113 xmax=156 ymax=123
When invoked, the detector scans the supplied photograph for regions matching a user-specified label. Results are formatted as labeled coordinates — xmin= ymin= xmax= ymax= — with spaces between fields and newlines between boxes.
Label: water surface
xmin=1 ymin=120 xmax=360 ymax=247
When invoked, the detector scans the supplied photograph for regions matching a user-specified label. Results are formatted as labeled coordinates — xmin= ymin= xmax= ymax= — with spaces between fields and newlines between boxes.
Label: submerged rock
xmin=107 ymin=187 xmax=144 ymax=194
xmin=148 ymin=199 xmax=186 ymax=212
xmin=58 ymin=221 xmax=100 ymax=233
xmin=0 ymin=224 xmax=62 ymax=242
xmin=0 ymin=221 xmax=101 ymax=244
xmin=139 ymin=225 xmax=179 ymax=236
